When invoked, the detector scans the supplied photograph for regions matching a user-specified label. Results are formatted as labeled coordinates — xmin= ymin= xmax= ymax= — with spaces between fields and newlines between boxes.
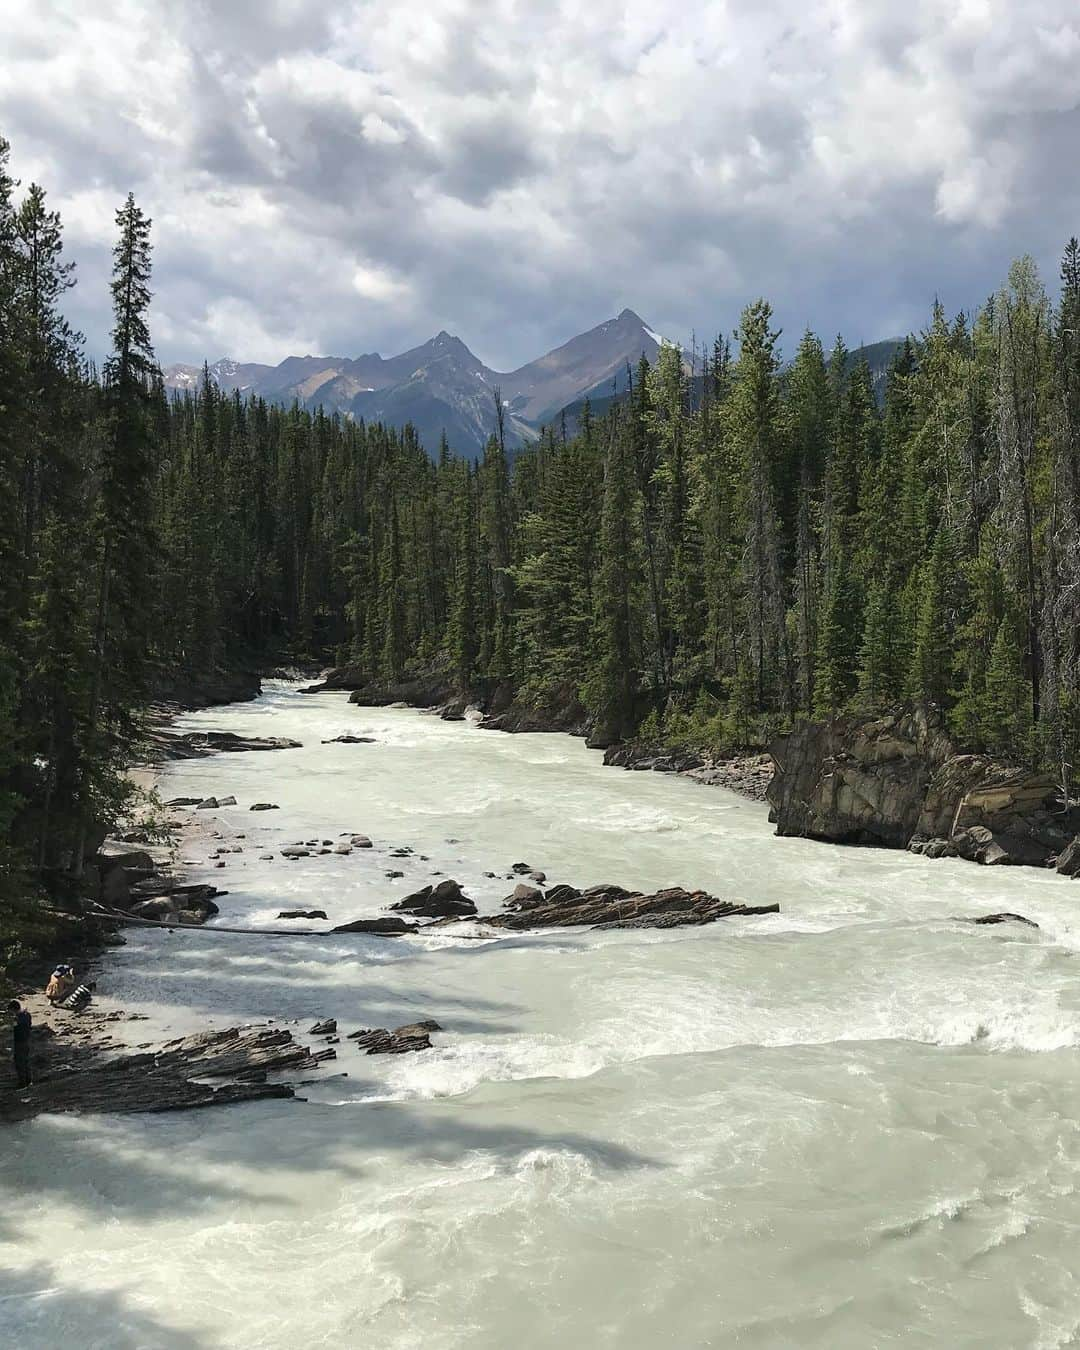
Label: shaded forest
xmin=4 ymin=130 xmax=1080 ymax=952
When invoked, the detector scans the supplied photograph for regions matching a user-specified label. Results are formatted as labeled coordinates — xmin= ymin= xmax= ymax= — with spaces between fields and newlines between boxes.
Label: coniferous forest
xmin=5 ymin=130 xmax=1080 ymax=950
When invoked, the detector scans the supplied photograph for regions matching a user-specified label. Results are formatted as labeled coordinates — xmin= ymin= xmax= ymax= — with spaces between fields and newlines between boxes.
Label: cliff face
xmin=768 ymin=707 xmax=1080 ymax=871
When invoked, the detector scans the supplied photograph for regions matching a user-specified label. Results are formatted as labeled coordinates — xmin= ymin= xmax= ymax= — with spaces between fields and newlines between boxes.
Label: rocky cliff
xmin=768 ymin=706 xmax=1080 ymax=872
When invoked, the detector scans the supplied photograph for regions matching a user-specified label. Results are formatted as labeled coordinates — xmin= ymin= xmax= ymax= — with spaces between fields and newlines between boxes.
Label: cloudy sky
xmin=4 ymin=0 xmax=1080 ymax=370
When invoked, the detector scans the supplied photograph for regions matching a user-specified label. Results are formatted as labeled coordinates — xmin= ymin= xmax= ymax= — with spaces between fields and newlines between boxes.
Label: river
xmin=4 ymin=682 xmax=1080 ymax=1348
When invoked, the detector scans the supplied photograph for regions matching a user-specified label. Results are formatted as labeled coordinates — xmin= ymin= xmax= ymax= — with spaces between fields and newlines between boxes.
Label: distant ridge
xmin=163 ymin=310 xmax=669 ymax=459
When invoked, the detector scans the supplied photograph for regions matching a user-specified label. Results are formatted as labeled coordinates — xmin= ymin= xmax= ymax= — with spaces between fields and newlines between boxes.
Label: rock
xmin=281 ymin=847 xmax=310 ymax=858
xmin=390 ymin=847 xmax=413 ymax=857
xmin=321 ymin=735 xmax=377 ymax=744
xmin=334 ymin=845 xmax=352 ymax=855
xmin=1056 ymin=836 xmax=1080 ymax=876
xmin=511 ymin=862 xmax=532 ymax=874
xmin=505 ymin=883 xmax=544 ymax=909
xmin=483 ymin=871 xmax=497 ymax=878
xmin=347 ymin=1021 xmax=437 ymax=1053
xmin=259 ymin=854 xmax=275 ymax=861
xmin=277 ymin=910 xmax=328 ymax=920
xmin=351 ymin=835 xmax=373 ymax=848
xmin=165 ymin=796 xmax=202 ymax=807
xmin=309 ymin=1019 xmax=337 ymax=1035
xmin=130 ymin=896 xmax=181 ymax=922
xmin=391 ymin=879 xmax=477 ymax=919
xmin=529 ymin=870 xmax=547 ymax=884
xmin=769 ymin=706 xmax=1080 ymax=869
xmin=385 ymin=870 xmax=404 ymax=879
xmin=318 ymin=848 xmax=332 ymax=855
xmin=196 ymin=797 xmax=219 ymax=810
xmin=480 ymin=883 xmax=778 ymax=931
xmin=218 ymin=796 xmax=238 ymax=807
xmin=157 ymin=730 xmax=302 ymax=759
xmin=250 ymin=803 xmax=279 ymax=811
xmin=330 ymin=916 xmax=416 ymax=935
xmin=961 ymin=912 xmax=1040 ymax=929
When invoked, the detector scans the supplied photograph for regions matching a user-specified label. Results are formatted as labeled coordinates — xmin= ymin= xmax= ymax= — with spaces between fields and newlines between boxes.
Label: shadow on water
xmin=0 ymin=1262 xmax=211 ymax=1350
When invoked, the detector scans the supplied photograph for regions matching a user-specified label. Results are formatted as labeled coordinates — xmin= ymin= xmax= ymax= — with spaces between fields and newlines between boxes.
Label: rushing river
xmin=5 ymin=683 xmax=1080 ymax=1348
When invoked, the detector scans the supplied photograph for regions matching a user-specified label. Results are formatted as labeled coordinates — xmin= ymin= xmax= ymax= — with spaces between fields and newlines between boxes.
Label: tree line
xmin=3 ymin=128 xmax=1080 ymax=948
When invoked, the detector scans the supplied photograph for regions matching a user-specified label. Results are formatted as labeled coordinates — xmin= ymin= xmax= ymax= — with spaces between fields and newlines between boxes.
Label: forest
xmin=3 ymin=129 xmax=1080 ymax=949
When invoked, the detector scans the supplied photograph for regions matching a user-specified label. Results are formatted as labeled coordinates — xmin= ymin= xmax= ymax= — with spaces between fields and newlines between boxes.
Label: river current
xmin=5 ymin=682 xmax=1080 ymax=1348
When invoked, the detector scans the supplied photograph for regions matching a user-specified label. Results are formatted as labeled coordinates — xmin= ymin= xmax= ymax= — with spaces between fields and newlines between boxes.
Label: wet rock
xmin=309 ymin=1019 xmax=337 ymax=1035
xmin=331 ymin=916 xmax=416 ymax=935
xmin=318 ymin=848 xmax=332 ymax=855
xmin=481 ymin=883 xmax=778 ymax=931
xmin=347 ymin=1020 xmax=438 ymax=1053
xmin=278 ymin=910 xmax=328 ymax=920
xmin=351 ymin=835 xmax=373 ymax=848
xmin=218 ymin=795 xmax=238 ymax=807
xmin=511 ymin=862 xmax=533 ymax=875
xmin=158 ymin=730 xmax=303 ymax=759
xmin=165 ymin=796 xmax=202 ymax=807
xmin=196 ymin=797 xmax=219 ymax=810
xmin=390 ymin=847 xmax=413 ymax=857
xmin=961 ymin=912 xmax=1040 ymax=929
xmin=281 ymin=847 xmax=310 ymax=859
xmin=321 ymin=735 xmax=376 ymax=744
xmin=529 ymin=870 xmax=547 ymax=884
xmin=505 ymin=883 xmax=544 ymax=909
xmin=250 ymin=803 xmax=279 ymax=811
xmin=259 ymin=854 xmax=275 ymax=861
xmin=334 ymin=845 xmax=352 ymax=855
xmin=391 ymin=879 xmax=477 ymax=918
xmin=385 ymin=870 xmax=404 ymax=879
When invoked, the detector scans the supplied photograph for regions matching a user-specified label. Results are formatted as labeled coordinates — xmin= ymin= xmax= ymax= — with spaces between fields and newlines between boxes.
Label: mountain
xmin=162 ymin=310 xmax=667 ymax=458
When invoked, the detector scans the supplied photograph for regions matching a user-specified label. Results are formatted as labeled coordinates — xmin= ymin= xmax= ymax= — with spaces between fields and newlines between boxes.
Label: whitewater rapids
xmin=5 ymin=682 xmax=1080 ymax=1348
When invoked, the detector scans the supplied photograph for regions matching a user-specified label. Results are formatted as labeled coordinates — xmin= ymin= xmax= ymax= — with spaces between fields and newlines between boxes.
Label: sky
xmin=4 ymin=0 xmax=1080 ymax=371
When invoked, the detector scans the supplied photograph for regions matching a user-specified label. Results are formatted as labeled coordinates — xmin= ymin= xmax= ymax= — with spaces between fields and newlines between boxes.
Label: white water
xmin=6 ymin=684 xmax=1080 ymax=1348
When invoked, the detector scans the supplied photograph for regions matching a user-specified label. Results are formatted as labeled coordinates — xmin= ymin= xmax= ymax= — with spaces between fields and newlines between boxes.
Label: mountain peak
xmin=617 ymin=308 xmax=645 ymax=324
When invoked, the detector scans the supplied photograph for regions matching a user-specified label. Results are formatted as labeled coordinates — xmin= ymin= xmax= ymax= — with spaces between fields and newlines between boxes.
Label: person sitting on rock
xmin=45 ymin=963 xmax=75 ymax=1004
xmin=8 ymin=1000 xmax=32 ymax=1089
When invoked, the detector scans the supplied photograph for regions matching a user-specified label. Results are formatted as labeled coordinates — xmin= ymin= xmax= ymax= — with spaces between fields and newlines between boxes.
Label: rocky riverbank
xmin=768 ymin=705 xmax=1080 ymax=875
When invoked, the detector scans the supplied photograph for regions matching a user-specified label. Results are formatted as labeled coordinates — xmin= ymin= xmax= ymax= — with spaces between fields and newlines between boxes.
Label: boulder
xmin=391 ymin=880 xmax=477 ymax=918
xmin=250 ymin=803 xmax=279 ymax=811
xmin=505 ymin=883 xmax=544 ymax=909
xmin=218 ymin=796 xmax=237 ymax=807
xmin=321 ymin=735 xmax=376 ymax=744
xmin=196 ymin=797 xmax=219 ymax=810
xmin=347 ymin=1021 xmax=438 ymax=1053
xmin=277 ymin=910 xmax=328 ymax=920
xmin=350 ymin=835 xmax=373 ymax=848
xmin=281 ymin=847 xmax=310 ymax=858
xmin=165 ymin=796 xmax=202 ymax=807
xmin=309 ymin=1019 xmax=337 ymax=1035
xmin=331 ymin=916 xmax=416 ymax=935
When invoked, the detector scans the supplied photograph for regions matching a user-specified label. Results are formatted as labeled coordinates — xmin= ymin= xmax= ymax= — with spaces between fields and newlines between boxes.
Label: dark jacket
xmin=12 ymin=1009 xmax=31 ymax=1045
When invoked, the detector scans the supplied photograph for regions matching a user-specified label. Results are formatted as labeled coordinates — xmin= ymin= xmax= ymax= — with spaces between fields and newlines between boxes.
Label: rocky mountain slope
xmin=163 ymin=309 xmax=667 ymax=458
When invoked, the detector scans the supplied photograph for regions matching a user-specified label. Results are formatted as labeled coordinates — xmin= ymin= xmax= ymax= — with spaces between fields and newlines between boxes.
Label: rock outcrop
xmin=769 ymin=706 xmax=1080 ymax=870
xmin=390 ymin=879 xmax=477 ymax=919
xmin=157 ymin=730 xmax=302 ymax=759
xmin=477 ymin=882 xmax=777 ymax=931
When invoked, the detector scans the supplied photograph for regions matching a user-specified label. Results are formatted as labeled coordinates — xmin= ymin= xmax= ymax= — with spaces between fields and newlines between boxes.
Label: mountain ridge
xmin=164 ymin=310 xmax=668 ymax=458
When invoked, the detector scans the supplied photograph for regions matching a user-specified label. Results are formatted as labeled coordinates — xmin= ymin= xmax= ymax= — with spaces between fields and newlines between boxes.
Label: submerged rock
xmin=331 ymin=916 xmax=416 ymax=935
xmin=961 ymin=912 xmax=1040 ymax=929
xmin=250 ymin=802 xmax=279 ymax=811
xmin=321 ymin=734 xmax=377 ymax=744
xmin=278 ymin=909 xmax=328 ymax=920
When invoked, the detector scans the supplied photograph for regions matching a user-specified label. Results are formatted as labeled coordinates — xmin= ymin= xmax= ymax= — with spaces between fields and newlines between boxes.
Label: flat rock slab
xmin=0 ymin=1025 xmax=326 ymax=1123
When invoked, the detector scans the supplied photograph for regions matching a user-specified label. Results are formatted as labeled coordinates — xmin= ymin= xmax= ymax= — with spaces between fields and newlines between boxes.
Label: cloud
xmin=2 ymin=0 xmax=1079 ymax=368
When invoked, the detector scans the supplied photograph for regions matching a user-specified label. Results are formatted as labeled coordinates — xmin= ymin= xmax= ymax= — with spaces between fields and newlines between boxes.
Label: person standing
xmin=8 ymin=1000 xmax=32 ymax=1088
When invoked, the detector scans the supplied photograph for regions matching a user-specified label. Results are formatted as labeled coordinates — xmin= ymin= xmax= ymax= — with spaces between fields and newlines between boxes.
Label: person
xmin=45 ymin=963 xmax=75 ymax=1004
xmin=8 ymin=1000 xmax=32 ymax=1089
